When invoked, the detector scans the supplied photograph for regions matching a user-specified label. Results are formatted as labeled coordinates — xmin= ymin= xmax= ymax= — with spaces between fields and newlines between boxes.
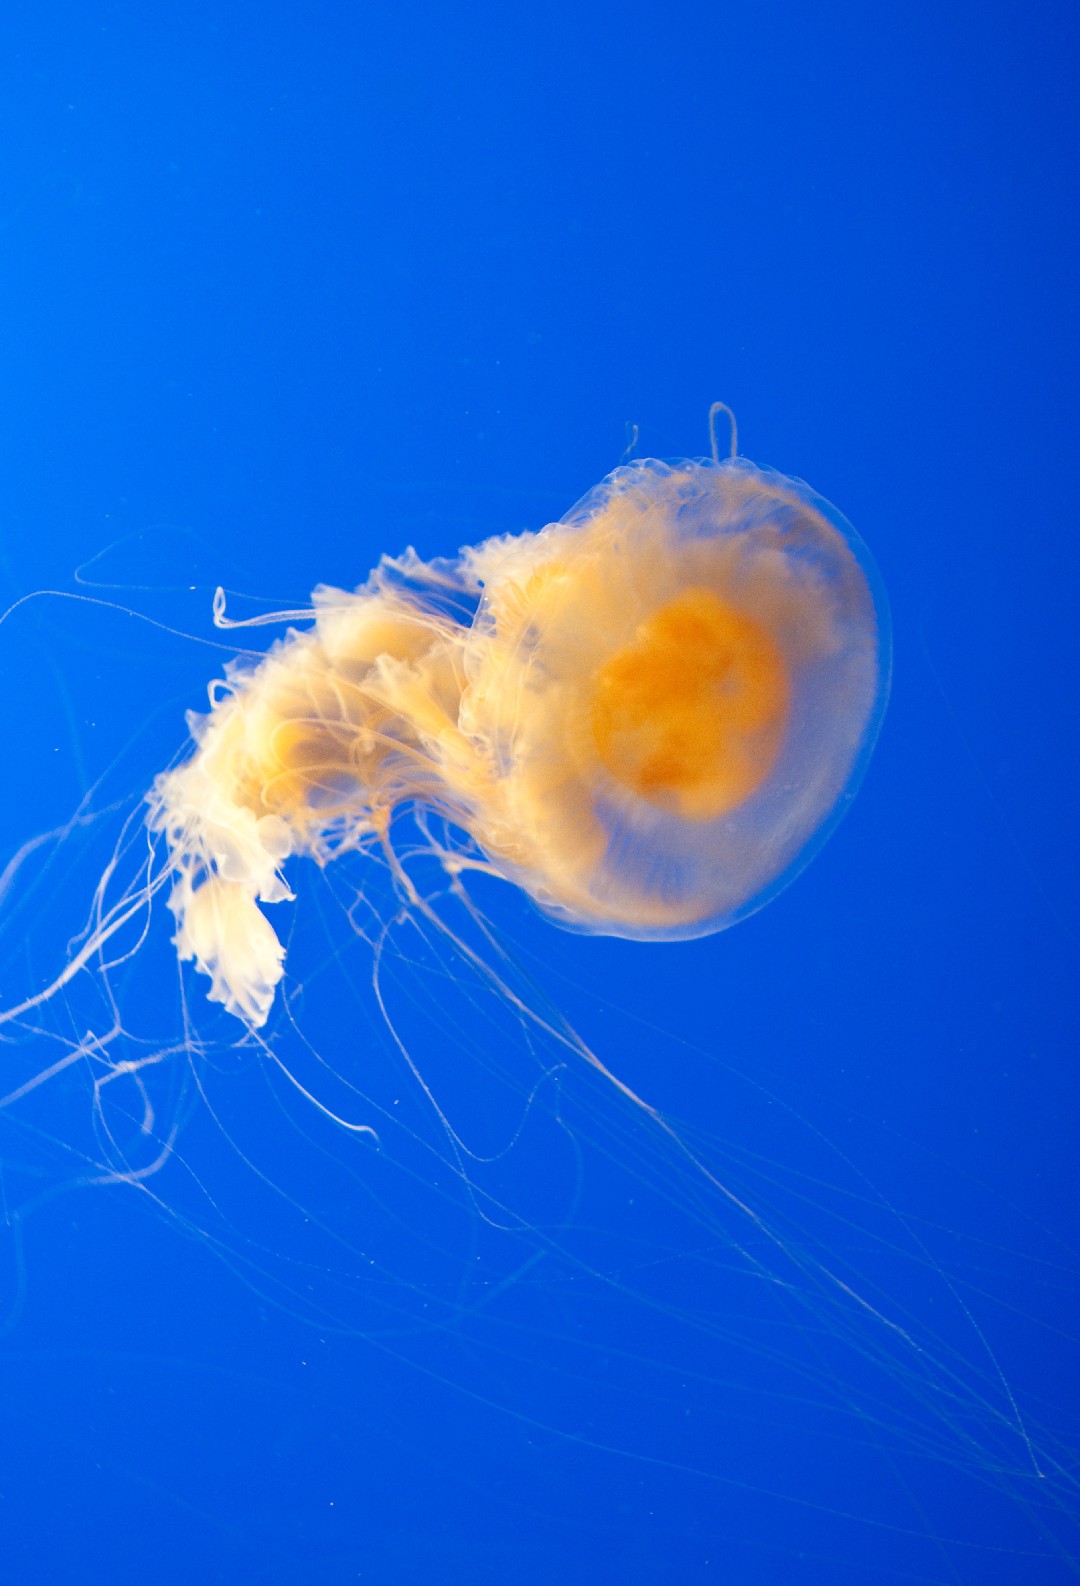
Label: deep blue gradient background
xmin=0 ymin=4 xmax=1077 ymax=1583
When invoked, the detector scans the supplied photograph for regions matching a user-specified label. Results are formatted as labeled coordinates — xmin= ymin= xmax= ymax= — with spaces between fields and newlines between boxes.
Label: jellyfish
xmin=8 ymin=412 xmax=1076 ymax=1572
xmin=0 ymin=400 xmax=890 ymax=1195
xmin=143 ymin=406 xmax=890 ymax=1033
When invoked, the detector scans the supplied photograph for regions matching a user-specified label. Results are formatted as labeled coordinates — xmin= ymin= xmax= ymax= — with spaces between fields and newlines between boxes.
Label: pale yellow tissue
xmin=150 ymin=455 xmax=885 ymax=1023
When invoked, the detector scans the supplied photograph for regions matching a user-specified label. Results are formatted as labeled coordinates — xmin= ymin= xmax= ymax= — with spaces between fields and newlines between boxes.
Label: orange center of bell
xmin=590 ymin=587 xmax=790 ymax=821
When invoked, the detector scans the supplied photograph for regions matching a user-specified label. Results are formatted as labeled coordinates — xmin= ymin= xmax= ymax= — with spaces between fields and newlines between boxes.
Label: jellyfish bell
xmin=147 ymin=437 xmax=890 ymax=1028
xmin=459 ymin=452 xmax=891 ymax=942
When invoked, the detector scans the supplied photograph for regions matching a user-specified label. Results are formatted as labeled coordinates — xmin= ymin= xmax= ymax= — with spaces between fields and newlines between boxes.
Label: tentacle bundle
xmin=147 ymin=455 xmax=890 ymax=1027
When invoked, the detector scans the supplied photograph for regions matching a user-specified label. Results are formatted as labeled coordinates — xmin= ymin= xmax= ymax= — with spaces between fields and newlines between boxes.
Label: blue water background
xmin=0 ymin=4 xmax=1076 ymax=1583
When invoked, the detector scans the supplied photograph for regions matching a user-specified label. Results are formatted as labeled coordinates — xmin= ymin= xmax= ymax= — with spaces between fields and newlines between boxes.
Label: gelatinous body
xmin=149 ymin=453 xmax=890 ymax=1028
